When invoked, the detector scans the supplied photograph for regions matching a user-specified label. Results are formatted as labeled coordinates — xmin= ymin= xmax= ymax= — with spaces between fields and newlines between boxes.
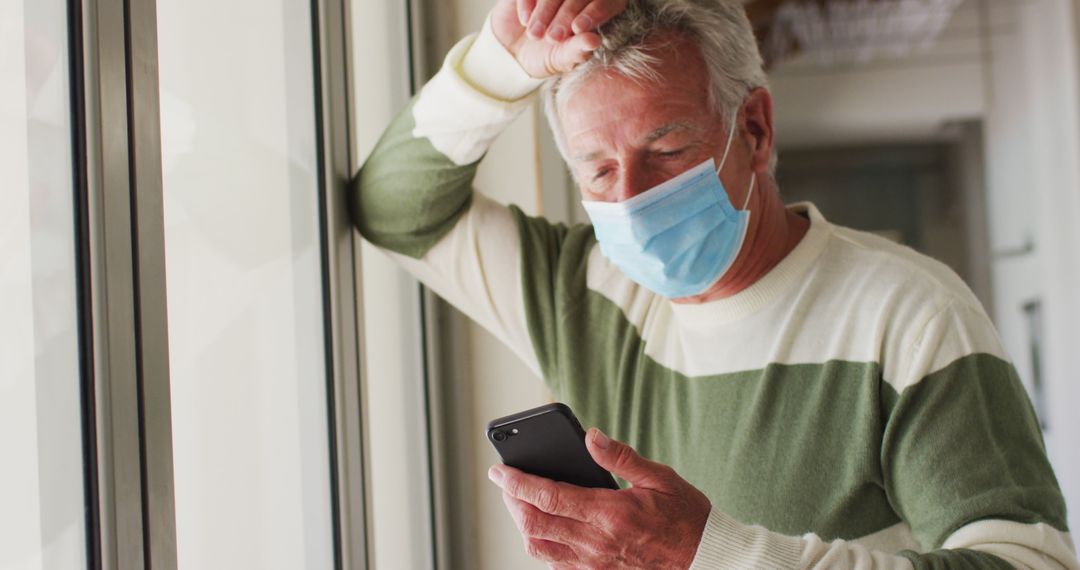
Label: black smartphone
xmin=486 ymin=402 xmax=620 ymax=490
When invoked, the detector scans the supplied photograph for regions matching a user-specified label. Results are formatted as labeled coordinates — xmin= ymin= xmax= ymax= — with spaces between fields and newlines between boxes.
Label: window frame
xmin=71 ymin=0 xmax=368 ymax=567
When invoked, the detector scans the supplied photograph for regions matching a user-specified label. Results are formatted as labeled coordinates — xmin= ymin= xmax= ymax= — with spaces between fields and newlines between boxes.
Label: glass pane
xmin=156 ymin=1 xmax=334 ymax=568
xmin=0 ymin=0 xmax=89 ymax=569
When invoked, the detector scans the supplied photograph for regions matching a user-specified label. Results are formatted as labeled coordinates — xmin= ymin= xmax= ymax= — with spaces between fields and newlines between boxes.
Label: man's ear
xmin=741 ymin=87 xmax=774 ymax=175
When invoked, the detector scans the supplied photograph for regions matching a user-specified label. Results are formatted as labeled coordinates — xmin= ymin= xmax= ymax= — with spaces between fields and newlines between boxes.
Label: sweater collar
xmin=669 ymin=202 xmax=832 ymax=327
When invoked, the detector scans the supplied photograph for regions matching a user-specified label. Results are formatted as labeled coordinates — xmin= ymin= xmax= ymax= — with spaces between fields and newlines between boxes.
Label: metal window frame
xmin=79 ymin=0 xmax=177 ymax=567
xmin=311 ymin=0 xmax=371 ymax=567
xmin=67 ymin=0 xmax=103 ymax=566
xmin=75 ymin=0 xmax=368 ymax=567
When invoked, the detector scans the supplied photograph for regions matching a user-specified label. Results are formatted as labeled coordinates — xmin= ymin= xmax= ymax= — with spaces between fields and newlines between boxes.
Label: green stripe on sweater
xmin=884 ymin=352 xmax=1068 ymax=548
xmin=899 ymin=548 xmax=1016 ymax=569
xmin=350 ymin=99 xmax=478 ymax=259
xmin=566 ymin=297 xmax=904 ymax=540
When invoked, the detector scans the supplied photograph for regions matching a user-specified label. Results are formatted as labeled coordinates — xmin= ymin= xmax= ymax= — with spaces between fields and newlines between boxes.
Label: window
xmin=156 ymin=0 xmax=334 ymax=566
xmin=0 ymin=0 xmax=90 ymax=567
xmin=1 ymin=0 xmax=367 ymax=566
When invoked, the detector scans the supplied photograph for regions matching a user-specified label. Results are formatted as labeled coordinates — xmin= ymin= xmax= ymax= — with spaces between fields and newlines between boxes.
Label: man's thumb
xmin=586 ymin=428 xmax=670 ymax=490
xmin=549 ymin=32 xmax=601 ymax=74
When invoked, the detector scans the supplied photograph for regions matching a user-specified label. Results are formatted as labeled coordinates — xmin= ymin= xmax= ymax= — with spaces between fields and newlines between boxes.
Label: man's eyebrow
xmin=642 ymin=121 xmax=697 ymax=143
xmin=574 ymin=150 xmax=605 ymax=162
xmin=572 ymin=121 xmax=699 ymax=162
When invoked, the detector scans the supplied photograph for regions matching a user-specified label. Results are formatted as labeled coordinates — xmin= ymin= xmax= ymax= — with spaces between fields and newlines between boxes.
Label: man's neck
xmin=674 ymin=183 xmax=809 ymax=304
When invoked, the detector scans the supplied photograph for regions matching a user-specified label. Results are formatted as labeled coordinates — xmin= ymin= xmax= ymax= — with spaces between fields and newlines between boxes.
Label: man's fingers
xmin=502 ymin=492 xmax=602 ymax=551
xmin=527 ymin=0 xmax=563 ymax=40
xmin=573 ymin=0 xmax=628 ymax=34
xmin=546 ymin=0 xmax=590 ymax=42
xmin=586 ymin=427 xmax=675 ymax=490
xmin=541 ymin=0 xmax=629 ymax=41
xmin=500 ymin=466 xmax=580 ymax=518
xmin=525 ymin=537 xmax=576 ymax=563
xmin=516 ymin=0 xmax=536 ymax=26
xmin=490 ymin=464 xmax=608 ymax=521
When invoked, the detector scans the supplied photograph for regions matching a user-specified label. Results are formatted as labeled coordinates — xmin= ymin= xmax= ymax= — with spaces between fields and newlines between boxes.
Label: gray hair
xmin=542 ymin=0 xmax=777 ymax=178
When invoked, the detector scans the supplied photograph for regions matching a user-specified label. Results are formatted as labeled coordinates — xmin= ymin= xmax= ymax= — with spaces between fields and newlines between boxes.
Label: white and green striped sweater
xmin=351 ymin=20 xmax=1078 ymax=569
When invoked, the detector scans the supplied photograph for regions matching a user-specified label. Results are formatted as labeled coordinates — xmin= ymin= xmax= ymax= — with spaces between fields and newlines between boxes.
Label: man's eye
xmin=658 ymin=149 xmax=685 ymax=158
xmin=592 ymin=168 xmax=611 ymax=181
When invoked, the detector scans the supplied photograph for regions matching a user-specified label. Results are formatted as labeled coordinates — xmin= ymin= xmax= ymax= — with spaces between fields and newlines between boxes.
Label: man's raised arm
xmin=349 ymin=0 xmax=623 ymax=372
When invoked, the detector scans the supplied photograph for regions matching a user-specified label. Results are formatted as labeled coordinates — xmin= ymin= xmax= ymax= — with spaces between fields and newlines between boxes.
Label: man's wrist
xmin=689 ymin=508 xmax=804 ymax=570
xmin=679 ymin=502 xmax=712 ymax=570
xmin=459 ymin=15 xmax=544 ymax=102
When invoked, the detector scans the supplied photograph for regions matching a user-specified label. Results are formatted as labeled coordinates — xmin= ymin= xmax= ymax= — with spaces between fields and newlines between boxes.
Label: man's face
xmin=559 ymin=32 xmax=751 ymax=205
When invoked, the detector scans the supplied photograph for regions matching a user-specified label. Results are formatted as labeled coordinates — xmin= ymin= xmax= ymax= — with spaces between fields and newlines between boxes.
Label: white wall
xmin=985 ymin=0 xmax=1080 ymax=535
xmin=770 ymin=0 xmax=990 ymax=147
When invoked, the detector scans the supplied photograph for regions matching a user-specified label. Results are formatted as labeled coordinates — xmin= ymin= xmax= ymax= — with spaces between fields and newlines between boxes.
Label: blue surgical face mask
xmin=581 ymin=113 xmax=756 ymax=298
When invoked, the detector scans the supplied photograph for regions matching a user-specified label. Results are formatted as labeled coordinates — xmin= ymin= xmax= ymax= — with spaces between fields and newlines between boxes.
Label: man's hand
xmin=488 ymin=427 xmax=711 ymax=569
xmin=490 ymin=0 xmax=628 ymax=78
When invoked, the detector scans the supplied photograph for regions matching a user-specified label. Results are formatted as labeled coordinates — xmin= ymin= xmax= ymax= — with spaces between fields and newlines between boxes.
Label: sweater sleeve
xmin=690 ymin=300 xmax=1079 ymax=570
xmin=348 ymin=18 xmax=549 ymax=374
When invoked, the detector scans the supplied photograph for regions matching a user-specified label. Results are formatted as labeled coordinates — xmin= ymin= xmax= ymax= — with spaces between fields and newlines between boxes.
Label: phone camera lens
xmin=492 ymin=431 xmax=507 ymax=442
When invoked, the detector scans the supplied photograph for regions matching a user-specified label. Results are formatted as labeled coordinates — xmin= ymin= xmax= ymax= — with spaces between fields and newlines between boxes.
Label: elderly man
xmin=352 ymin=0 xmax=1078 ymax=567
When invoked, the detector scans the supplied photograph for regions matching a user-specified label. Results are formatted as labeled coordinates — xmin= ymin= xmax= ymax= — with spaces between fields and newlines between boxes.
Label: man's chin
xmin=669 ymin=293 xmax=709 ymax=304
xmin=667 ymin=281 xmax=724 ymax=304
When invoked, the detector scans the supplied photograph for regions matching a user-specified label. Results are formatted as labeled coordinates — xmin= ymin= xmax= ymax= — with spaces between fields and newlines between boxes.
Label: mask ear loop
xmin=742 ymin=172 xmax=757 ymax=211
xmin=718 ymin=107 xmax=757 ymax=213
xmin=716 ymin=109 xmax=739 ymax=173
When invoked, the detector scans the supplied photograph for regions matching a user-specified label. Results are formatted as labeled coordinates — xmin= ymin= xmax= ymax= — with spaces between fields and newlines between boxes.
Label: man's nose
xmin=614 ymin=162 xmax=663 ymax=202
